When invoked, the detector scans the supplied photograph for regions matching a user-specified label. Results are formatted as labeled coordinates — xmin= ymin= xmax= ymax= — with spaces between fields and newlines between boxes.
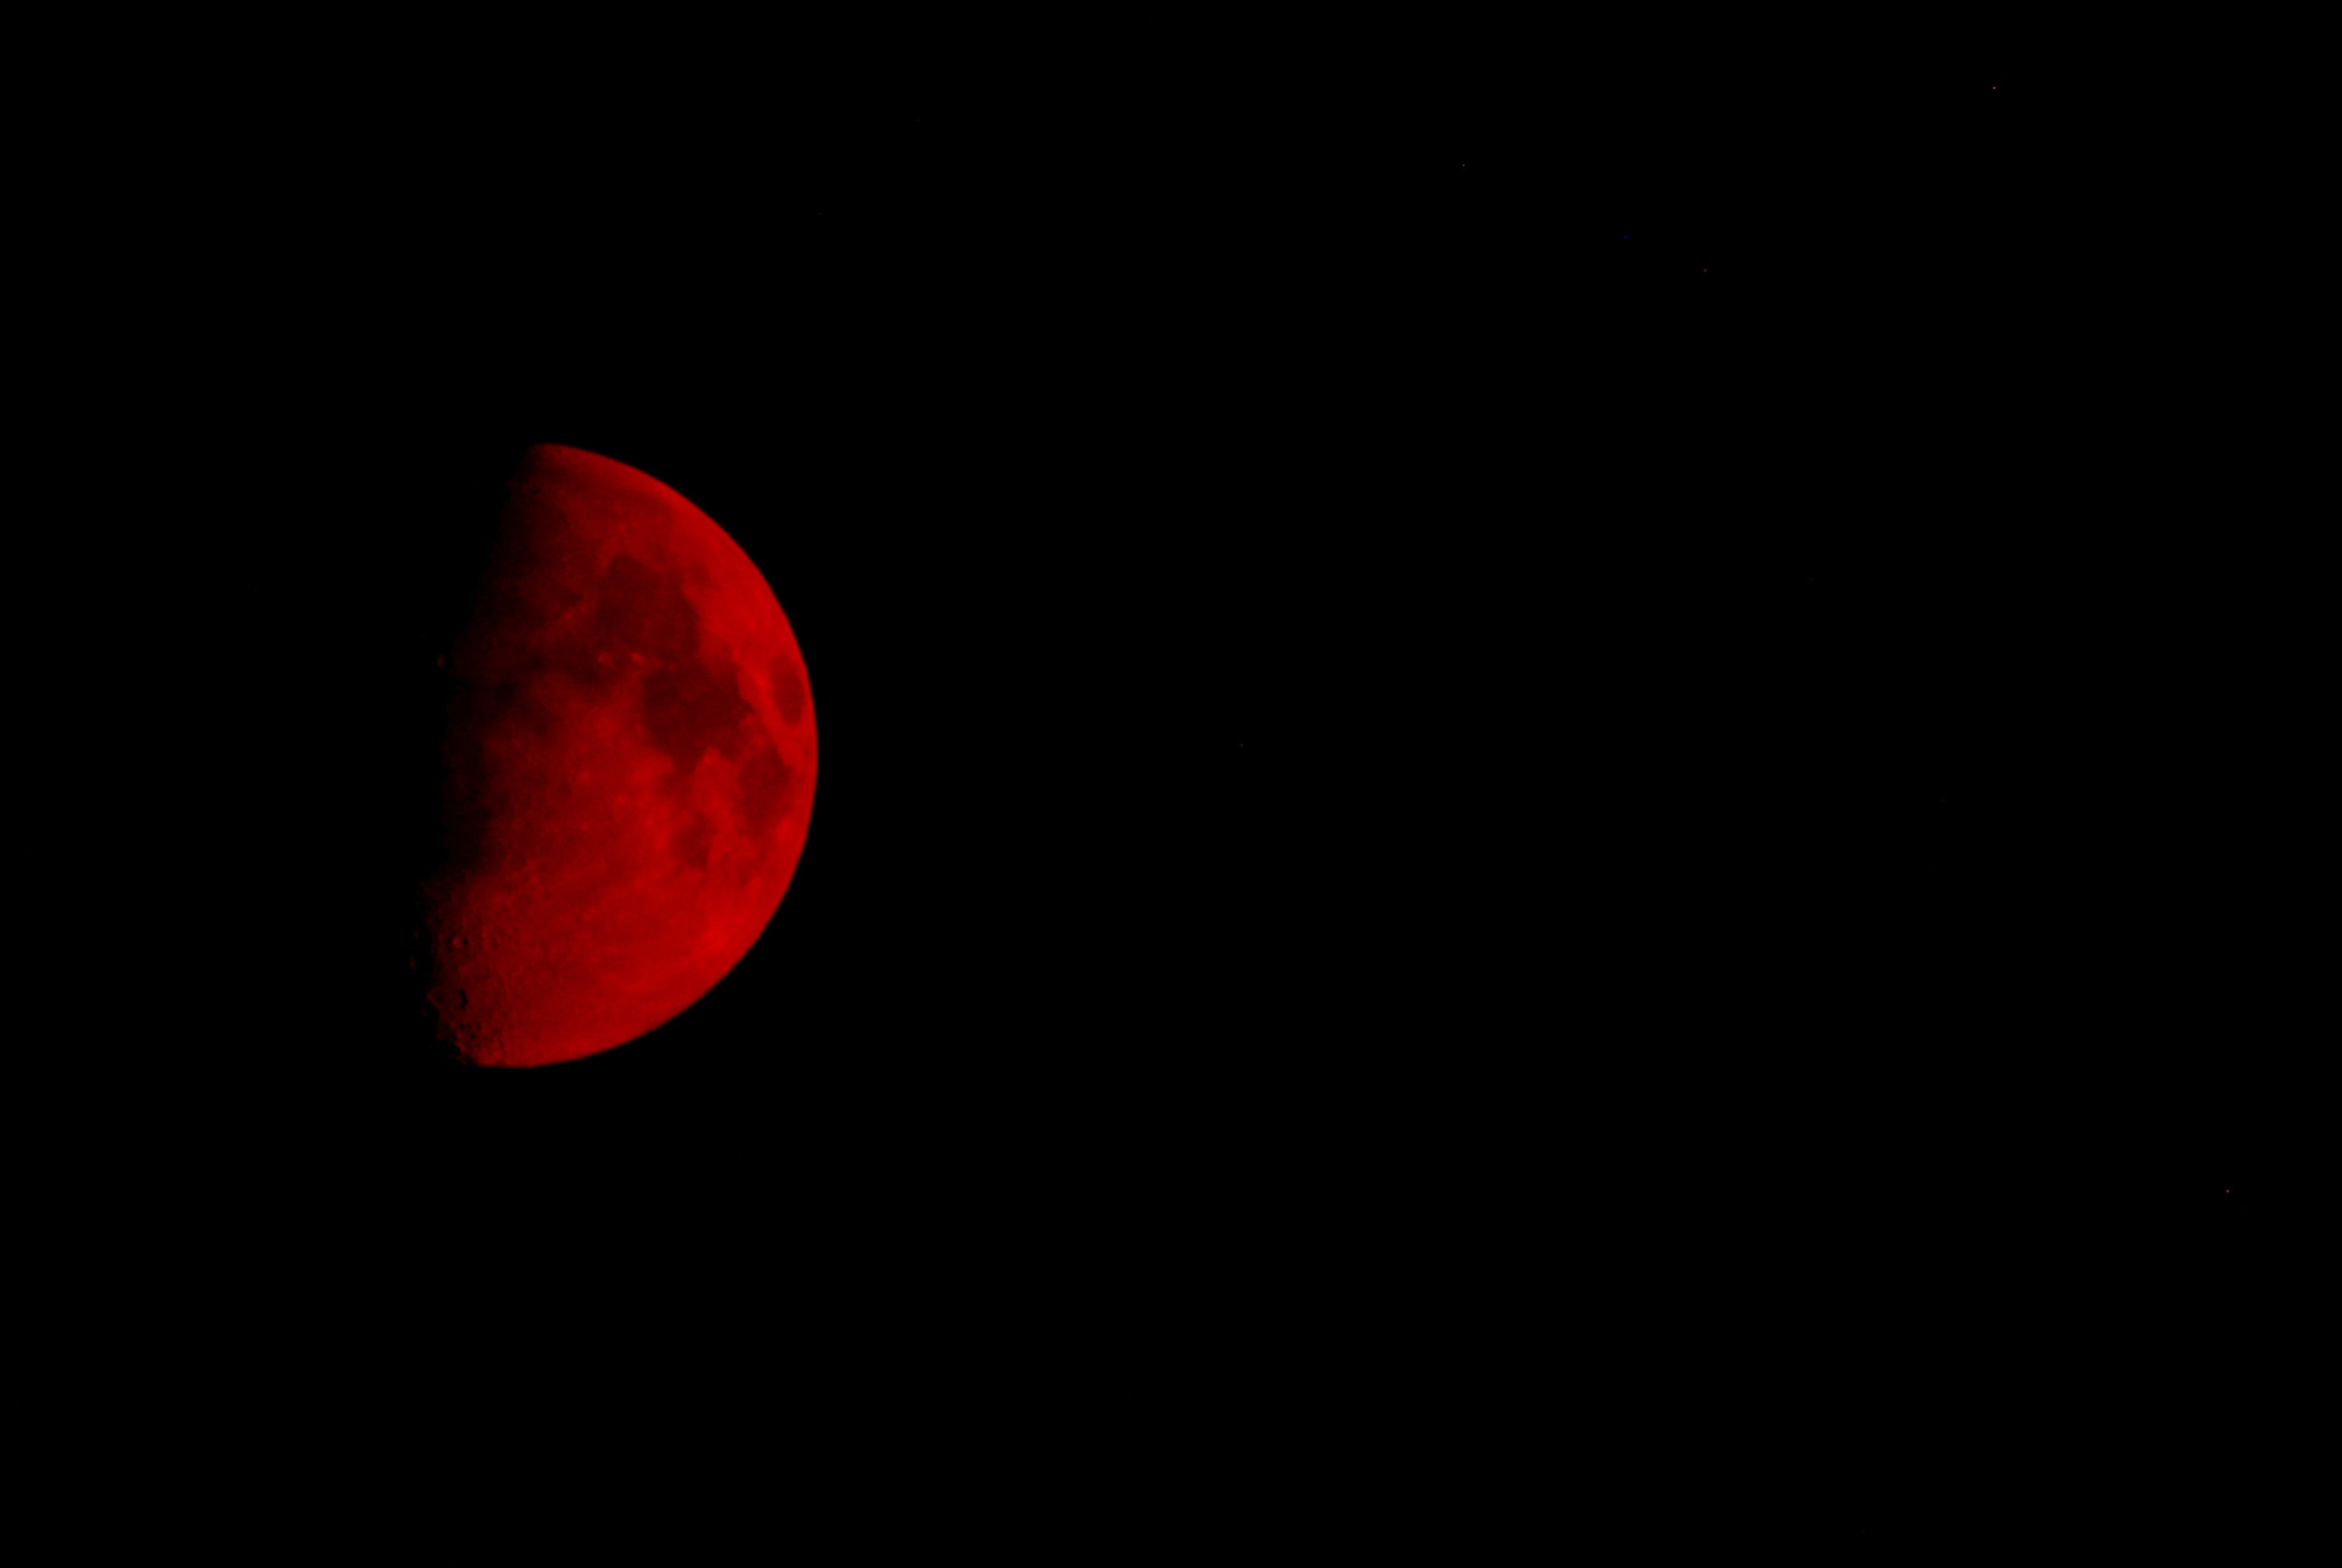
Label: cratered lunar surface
xmin=420 ymin=444 xmax=815 ymax=1067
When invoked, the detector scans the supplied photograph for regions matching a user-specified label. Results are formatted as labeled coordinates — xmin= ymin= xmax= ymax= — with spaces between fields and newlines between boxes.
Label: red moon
xmin=420 ymin=444 xmax=816 ymax=1068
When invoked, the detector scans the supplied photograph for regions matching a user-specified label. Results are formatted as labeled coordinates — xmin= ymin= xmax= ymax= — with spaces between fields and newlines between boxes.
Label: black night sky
xmin=67 ymin=44 xmax=2305 ymax=1548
